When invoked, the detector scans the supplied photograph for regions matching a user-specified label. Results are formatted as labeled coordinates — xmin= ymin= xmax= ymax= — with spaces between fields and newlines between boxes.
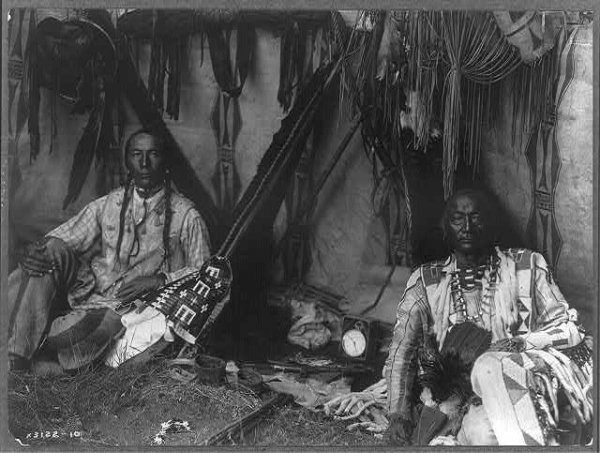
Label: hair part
xmin=124 ymin=128 xmax=167 ymax=170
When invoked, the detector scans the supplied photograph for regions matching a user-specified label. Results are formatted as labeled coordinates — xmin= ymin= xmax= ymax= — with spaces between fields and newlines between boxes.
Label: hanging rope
xmin=332 ymin=11 xmax=413 ymax=261
xmin=407 ymin=11 xmax=522 ymax=198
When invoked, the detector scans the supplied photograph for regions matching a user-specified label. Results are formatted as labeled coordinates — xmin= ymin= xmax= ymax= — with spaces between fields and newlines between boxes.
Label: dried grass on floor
xmin=8 ymin=359 xmax=261 ymax=447
xmin=247 ymin=404 xmax=385 ymax=447
xmin=8 ymin=359 xmax=385 ymax=448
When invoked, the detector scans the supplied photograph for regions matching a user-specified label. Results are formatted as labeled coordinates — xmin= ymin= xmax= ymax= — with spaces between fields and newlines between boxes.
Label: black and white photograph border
xmin=1 ymin=0 xmax=598 ymax=450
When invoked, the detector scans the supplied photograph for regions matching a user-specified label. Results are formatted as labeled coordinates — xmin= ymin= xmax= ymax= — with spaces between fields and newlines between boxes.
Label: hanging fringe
xmin=332 ymin=11 xmax=413 ymax=260
xmin=278 ymin=21 xmax=300 ymax=111
xmin=148 ymin=10 xmax=165 ymax=113
xmin=28 ymin=11 xmax=40 ymax=161
xmin=95 ymin=91 xmax=122 ymax=195
xmin=62 ymin=76 xmax=106 ymax=208
xmin=166 ymin=37 xmax=183 ymax=120
xmin=403 ymin=11 xmax=521 ymax=198
xmin=506 ymin=28 xmax=567 ymax=152
xmin=206 ymin=21 xmax=254 ymax=98
xmin=528 ymin=348 xmax=593 ymax=425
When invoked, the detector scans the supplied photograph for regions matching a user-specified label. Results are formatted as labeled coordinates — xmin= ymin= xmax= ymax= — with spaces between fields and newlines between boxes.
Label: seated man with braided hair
xmin=8 ymin=128 xmax=211 ymax=373
xmin=384 ymin=188 xmax=593 ymax=446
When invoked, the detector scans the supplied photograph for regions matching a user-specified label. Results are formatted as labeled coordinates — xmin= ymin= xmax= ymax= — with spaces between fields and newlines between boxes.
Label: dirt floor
xmin=7 ymin=357 xmax=384 ymax=449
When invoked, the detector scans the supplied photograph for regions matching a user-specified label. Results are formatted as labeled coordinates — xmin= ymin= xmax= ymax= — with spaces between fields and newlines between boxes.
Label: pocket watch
xmin=339 ymin=316 xmax=377 ymax=361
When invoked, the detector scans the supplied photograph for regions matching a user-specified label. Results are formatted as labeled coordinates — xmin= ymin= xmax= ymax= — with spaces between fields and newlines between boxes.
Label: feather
xmin=62 ymin=83 xmax=106 ymax=208
xmin=418 ymin=348 xmax=471 ymax=404
xmin=420 ymin=322 xmax=491 ymax=404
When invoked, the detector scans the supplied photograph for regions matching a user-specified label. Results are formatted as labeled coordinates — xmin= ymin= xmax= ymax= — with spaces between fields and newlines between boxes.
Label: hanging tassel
xmin=62 ymin=76 xmax=106 ymax=208
xmin=376 ymin=12 xmax=393 ymax=81
xmin=166 ymin=37 xmax=182 ymax=120
xmin=206 ymin=24 xmax=233 ymax=92
xmin=278 ymin=21 xmax=300 ymax=111
xmin=206 ymin=22 xmax=253 ymax=99
xmin=96 ymin=89 xmax=120 ymax=195
xmin=235 ymin=23 xmax=254 ymax=94
xmin=148 ymin=10 xmax=165 ymax=113
xmin=442 ymin=68 xmax=462 ymax=198
xmin=155 ymin=41 xmax=166 ymax=113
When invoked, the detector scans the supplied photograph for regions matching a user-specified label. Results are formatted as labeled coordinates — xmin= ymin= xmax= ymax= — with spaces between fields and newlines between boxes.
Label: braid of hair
xmin=162 ymin=172 xmax=172 ymax=272
xmin=114 ymin=174 xmax=133 ymax=270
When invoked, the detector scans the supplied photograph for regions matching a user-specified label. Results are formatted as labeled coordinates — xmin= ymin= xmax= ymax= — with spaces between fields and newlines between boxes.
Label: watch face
xmin=341 ymin=329 xmax=367 ymax=357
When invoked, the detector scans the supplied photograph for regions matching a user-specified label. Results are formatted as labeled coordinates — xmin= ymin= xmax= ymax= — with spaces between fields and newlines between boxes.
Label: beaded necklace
xmin=450 ymin=257 xmax=499 ymax=323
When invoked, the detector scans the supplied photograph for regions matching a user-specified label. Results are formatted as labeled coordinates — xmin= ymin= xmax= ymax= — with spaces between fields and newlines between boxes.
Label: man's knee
xmin=471 ymin=352 xmax=503 ymax=393
xmin=45 ymin=238 xmax=78 ymax=276
xmin=44 ymin=237 xmax=74 ymax=259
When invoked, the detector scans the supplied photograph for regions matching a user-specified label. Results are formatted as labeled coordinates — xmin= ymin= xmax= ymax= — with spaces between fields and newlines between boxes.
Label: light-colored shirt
xmin=47 ymin=186 xmax=211 ymax=309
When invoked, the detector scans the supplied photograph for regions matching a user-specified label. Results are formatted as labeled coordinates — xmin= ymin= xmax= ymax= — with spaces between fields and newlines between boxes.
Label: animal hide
xmin=494 ymin=11 xmax=564 ymax=64
xmin=419 ymin=322 xmax=491 ymax=404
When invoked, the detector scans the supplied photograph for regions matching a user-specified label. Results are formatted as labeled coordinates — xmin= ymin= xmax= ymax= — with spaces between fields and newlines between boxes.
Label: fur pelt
xmin=419 ymin=321 xmax=491 ymax=404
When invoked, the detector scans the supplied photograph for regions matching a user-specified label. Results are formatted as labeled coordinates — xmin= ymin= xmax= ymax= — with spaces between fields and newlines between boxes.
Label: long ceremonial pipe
xmin=217 ymin=56 xmax=347 ymax=259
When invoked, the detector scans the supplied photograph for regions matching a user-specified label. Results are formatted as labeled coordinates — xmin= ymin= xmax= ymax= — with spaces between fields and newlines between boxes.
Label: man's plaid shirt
xmin=47 ymin=186 xmax=211 ymax=309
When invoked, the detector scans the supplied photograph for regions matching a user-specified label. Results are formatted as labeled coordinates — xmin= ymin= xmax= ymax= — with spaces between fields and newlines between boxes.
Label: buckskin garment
xmin=384 ymin=247 xmax=591 ymax=445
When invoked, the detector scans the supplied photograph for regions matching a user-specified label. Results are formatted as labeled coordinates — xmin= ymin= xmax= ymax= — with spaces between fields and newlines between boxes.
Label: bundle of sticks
xmin=322 ymin=378 xmax=389 ymax=433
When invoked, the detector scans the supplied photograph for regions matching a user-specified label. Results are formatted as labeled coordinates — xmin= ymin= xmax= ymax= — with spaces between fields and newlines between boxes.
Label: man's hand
xmin=488 ymin=336 xmax=526 ymax=353
xmin=116 ymin=274 xmax=166 ymax=303
xmin=19 ymin=238 xmax=55 ymax=276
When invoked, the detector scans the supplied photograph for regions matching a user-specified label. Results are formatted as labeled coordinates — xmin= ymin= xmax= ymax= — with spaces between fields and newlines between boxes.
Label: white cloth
xmin=104 ymin=306 xmax=173 ymax=367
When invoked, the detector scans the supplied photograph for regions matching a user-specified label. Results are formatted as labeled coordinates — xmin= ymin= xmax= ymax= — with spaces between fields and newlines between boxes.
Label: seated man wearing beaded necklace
xmin=385 ymin=188 xmax=592 ymax=446
xmin=8 ymin=129 xmax=211 ymax=374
